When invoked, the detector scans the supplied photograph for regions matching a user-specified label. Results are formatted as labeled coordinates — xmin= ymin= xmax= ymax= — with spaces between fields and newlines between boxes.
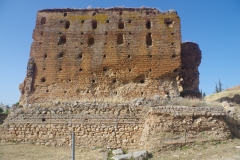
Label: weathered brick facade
xmin=19 ymin=8 xmax=192 ymax=105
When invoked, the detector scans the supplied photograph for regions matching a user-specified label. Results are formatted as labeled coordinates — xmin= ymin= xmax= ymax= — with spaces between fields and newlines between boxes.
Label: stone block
xmin=112 ymin=148 xmax=123 ymax=156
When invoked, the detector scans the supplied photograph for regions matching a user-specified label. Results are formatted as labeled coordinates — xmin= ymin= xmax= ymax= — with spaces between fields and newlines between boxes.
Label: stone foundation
xmin=1 ymin=100 xmax=237 ymax=149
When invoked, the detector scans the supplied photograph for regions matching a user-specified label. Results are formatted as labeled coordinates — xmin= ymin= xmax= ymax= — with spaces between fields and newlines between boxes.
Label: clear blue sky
xmin=0 ymin=0 xmax=239 ymax=105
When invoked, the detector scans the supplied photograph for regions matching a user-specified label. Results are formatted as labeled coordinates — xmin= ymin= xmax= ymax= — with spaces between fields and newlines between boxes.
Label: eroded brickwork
xmin=180 ymin=42 xmax=202 ymax=97
xmin=19 ymin=8 xmax=183 ymax=105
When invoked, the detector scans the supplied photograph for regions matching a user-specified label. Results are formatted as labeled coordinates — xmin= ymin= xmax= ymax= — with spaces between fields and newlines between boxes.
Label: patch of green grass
xmin=148 ymin=152 xmax=153 ymax=158
xmin=212 ymin=141 xmax=221 ymax=145
xmin=181 ymin=145 xmax=191 ymax=150
xmin=11 ymin=139 xmax=16 ymax=143
xmin=122 ymin=148 xmax=128 ymax=154
xmin=107 ymin=150 xmax=113 ymax=160
xmin=30 ymin=141 xmax=35 ymax=145
xmin=93 ymin=145 xmax=102 ymax=149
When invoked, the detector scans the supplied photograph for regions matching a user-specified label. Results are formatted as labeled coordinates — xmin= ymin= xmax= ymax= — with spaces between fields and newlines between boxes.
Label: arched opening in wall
xmin=57 ymin=52 xmax=64 ymax=59
xmin=129 ymin=69 xmax=132 ymax=72
xmin=58 ymin=35 xmax=66 ymax=45
xmin=41 ymin=77 xmax=46 ymax=82
xmin=42 ymin=118 xmax=46 ymax=122
xmin=128 ymin=19 xmax=132 ymax=23
xmin=79 ymin=68 xmax=83 ymax=72
xmin=64 ymin=13 xmax=67 ymax=17
xmin=117 ymin=34 xmax=124 ymax=44
xmin=141 ymin=92 xmax=144 ymax=95
xmin=105 ymin=31 xmax=108 ymax=35
xmin=103 ymin=54 xmax=106 ymax=58
xmin=106 ymin=20 xmax=109 ymax=23
xmin=164 ymin=18 xmax=173 ymax=25
xmin=77 ymin=53 xmax=83 ymax=59
xmin=88 ymin=36 xmax=94 ymax=46
xmin=103 ymin=66 xmax=108 ymax=72
xmin=46 ymin=89 xmax=49 ymax=92
xmin=149 ymin=55 xmax=152 ymax=58
xmin=173 ymin=68 xmax=179 ymax=73
xmin=59 ymin=68 xmax=62 ymax=71
xmin=146 ymin=20 xmax=151 ymax=29
xmin=43 ymin=68 xmax=46 ymax=71
xmin=44 ymin=54 xmax=47 ymax=58
xmin=149 ymin=68 xmax=152 ymax=72
xmin=172 ymin=54 xmax=176 ymax=58
xmin=146 ymin=33 xmax=152 ymax=46
xmin=81 ymin=20 xmax=84 ymax=23
xmin=92 ymin=79 xmax=96 ymax=83
xmin=41 ymin=17 xmax=46 ymax=24
xmin=134 ymin=74 xmax=145 ymax=84
xmin=118 ymin=21 xmax=124 ymax=29
xmin=92 ymin=20 xmax=97 ymax=29
xmin=65 ymin=20 xmax=70 ymax=29
xmin=112 ymin=78 xmax=117 ymax=83
xmin=127 ymin=55 xmax=131 ymax=59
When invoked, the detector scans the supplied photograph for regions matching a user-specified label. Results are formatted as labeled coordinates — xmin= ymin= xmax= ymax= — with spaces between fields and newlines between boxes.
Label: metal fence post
xmin=72 ymin=132 xmax=75 ymax=160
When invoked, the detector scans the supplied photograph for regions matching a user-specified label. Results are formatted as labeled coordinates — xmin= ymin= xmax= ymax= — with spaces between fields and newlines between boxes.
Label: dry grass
xmin=162 ymin=97 xmax=222 ymax=107
xmin=0 ymin=142 xmax=106 ymax=160
xmin=205 ymin=85 xmax=240 ymax=102
xmin=1 ymin=138 xmax=240 ymax=160
xmin=149 ymin=138 xmax=240 ymax=160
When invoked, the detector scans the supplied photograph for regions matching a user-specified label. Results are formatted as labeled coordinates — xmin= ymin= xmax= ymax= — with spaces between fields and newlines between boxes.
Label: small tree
xmin=202 ymin=92 xmax=206 ymax=98
xmin=218 ymin=79 xmax=223 ymax=92
xmin=0 ymin=107 xmax=3 ymax=113
xmin=215 ymin=83 xmax=219 ymax=93
xmin=215 ymin=79 xmax=223 ymax=93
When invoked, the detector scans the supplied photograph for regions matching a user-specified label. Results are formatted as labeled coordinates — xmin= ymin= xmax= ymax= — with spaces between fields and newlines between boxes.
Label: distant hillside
xmin=205 ymin=85 xmax=240 ymax=104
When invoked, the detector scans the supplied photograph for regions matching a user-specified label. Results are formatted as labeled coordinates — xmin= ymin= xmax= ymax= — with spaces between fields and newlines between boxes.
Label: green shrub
xmin=0 ymin=108 xmax=3 ymax=113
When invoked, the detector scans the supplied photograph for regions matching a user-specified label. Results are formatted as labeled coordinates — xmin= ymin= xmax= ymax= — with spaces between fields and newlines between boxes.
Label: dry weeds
xmin=1 ymin=138 xmax=240 ymax=160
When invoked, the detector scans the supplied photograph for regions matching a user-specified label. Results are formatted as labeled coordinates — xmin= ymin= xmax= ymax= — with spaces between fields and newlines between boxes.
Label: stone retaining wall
xmin=1 ymin=101 xmax=238 ymax=149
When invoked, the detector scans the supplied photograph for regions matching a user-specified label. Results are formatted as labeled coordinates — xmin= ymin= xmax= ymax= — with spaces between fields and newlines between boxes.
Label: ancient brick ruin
xmin=19 ymin=8 xmax=200 ymax=105
xmin=2 ymin=8 xmax=238 ymax=149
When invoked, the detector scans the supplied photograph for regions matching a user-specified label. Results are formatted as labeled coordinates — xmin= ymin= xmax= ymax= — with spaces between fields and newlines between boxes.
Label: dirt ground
xmin=0 ymin=138 xmax=240 ymax=160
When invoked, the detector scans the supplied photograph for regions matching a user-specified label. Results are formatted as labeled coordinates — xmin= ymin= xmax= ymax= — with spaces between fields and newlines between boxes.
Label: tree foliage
xmin=215 ymin=79 xmax=223 ymax=93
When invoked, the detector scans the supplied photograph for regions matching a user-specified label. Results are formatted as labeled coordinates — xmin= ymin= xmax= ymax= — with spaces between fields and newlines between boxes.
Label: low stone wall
xmin=0 ymin=114 xmax=8 ymax=124
xmin=0 ymin=101 xmax=239 ymax=149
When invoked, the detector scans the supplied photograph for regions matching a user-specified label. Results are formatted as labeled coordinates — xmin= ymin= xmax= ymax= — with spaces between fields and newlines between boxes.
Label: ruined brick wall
xmin=180 ymin=42 xmax=202 ymax=97
xmin=19 ymin=8 xmax=182 ymax=105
